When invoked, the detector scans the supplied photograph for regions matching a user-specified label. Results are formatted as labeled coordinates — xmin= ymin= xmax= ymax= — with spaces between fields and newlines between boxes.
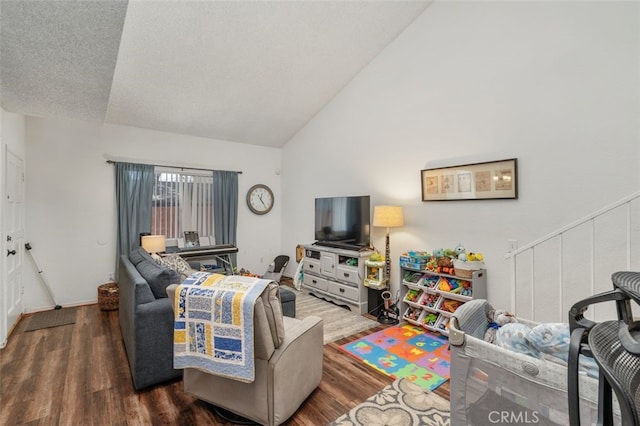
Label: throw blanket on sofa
xmin=173 ymin=271 xmax=271 ymax=383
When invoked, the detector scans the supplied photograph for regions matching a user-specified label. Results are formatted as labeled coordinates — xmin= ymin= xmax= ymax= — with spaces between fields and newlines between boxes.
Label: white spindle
xmin=559 ymin=234 xmax=564 ymax=323
xmin=510 ymin=252 xmax=517 ymax=314
xmin=530 ymin=247 xmax=535 ymax=321
xmin=627 ymin=202 xmax=632 ymax=270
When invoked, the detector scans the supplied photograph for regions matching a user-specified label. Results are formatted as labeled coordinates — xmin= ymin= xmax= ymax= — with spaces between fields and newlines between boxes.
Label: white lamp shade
xmin=141 ymin=235 xmax=166 ymax=253
xmin=373 ymin=205 xmax=404 ymax=228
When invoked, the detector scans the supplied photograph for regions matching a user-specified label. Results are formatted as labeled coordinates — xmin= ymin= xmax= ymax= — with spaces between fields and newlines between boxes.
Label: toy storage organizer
xmin=400 ymin=254 xmax=486 ymax=337
xmin=449 ymin=304 xmax=621 ymax=425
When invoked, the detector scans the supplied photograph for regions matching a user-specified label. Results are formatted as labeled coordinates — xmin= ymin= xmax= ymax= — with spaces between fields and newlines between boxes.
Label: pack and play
xmin=449 ymin=299 xmax=620 ymax=425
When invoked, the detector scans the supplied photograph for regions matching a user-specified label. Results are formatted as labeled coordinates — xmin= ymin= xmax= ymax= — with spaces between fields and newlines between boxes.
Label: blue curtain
xmin=115 ymin=162 xmax=155 ymax=277
xmin=213 ymin=171 xmax=238 ymax=266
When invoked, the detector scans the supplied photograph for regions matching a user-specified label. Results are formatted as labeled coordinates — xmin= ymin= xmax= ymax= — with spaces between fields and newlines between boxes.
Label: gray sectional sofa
xmin=119 ymin=247 xmax=183 ymax=390
xmin=118 ymin=247 xmax=297 ymax=390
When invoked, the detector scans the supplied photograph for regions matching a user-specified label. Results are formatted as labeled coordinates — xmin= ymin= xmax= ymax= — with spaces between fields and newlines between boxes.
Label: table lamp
xmin=141 ymin=235 xmax=166 ymax=259
xmin=373 ymin=205 xmax=404 ymax=282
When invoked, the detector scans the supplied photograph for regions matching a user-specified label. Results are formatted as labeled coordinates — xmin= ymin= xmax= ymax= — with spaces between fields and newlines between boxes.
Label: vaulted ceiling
xmin=1 ymin=0 xmax=431 ymax=147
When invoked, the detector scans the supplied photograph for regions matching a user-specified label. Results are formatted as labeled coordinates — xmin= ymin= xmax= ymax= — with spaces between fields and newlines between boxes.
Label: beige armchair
xmin=167 ymin=283 xmax=323 ymax=426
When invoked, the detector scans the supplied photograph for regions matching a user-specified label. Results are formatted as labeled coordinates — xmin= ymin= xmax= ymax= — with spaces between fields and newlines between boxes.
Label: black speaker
xmin=368 ymin=287 xmax=384 ymax=317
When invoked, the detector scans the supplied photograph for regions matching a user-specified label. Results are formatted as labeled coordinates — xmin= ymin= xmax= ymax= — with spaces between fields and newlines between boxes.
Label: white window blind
xmin=151 ymin=168 xmax=214 ymax=241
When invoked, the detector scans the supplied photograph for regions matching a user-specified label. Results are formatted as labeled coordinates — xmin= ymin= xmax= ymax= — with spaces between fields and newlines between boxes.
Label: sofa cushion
xmin=260 ymin=282 xmax=285 ymax=347
xmin=129 ymin=246 xmax=155 ymax=266
xmin=136 ymin=258 xmax=180 ymax=299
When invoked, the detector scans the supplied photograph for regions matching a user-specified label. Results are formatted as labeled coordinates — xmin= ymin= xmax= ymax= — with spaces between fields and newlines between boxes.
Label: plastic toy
xmin=423 ymin=275 xmax=439 ymax=288
xmin=459 ymin=281 xmax=473 ymax=296
xmin=442 ymin=299 xmax=462 ymax=313
xmin=438 ymin=277 xmax=452 ymax=291
xmin=423 ymin=313 xmax=438 ymax=326
xmin=438 ymin=317 xmax=450 ymax=331
xmin=422 ymin=293 xmax=439 ymax=308
xmin=406 ymin=307 xmax=421 ymax=321
xmin=404 ymin=271 xmax=423 ymax=283
xmin=370 ymin=251 xmax=384 ymax=262
xmin=405 ymin=289 xmax=421 ymax=303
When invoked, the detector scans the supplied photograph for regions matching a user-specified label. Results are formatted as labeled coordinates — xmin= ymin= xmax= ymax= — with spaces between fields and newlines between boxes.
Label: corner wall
xmin=281 ymin=1 xmax=640 ymax=314
xmin=24 ymin=118 xmax=282 ymax=311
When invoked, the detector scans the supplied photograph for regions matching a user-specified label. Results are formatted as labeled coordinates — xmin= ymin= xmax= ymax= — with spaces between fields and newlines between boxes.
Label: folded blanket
xmin=173 ymin=271 xmax=271 ymax=383
xmin=496 ymin=322 xmax=599 ymax=378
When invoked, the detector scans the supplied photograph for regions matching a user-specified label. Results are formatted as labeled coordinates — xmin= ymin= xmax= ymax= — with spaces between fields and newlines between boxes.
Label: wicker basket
xmin=453 ymin=260 xmax=484 ymax=279
xmin=98 ymin=282 xmax=119 ymax=311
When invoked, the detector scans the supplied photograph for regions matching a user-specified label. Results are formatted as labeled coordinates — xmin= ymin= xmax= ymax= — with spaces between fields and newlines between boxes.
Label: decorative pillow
xmin=135 ymin=259 xmax=180 ymax=299
xmin=129 ymin=246 xmax=154 ymax=266
xmin=156 ymin=254 xmax=195 ymax=281
xmin=496 ymin=323 xmax=542 ymax=359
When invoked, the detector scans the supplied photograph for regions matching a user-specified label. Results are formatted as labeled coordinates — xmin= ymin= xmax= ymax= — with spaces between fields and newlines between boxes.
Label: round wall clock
xmin=246 ymin=184 xmax=274 ymax=215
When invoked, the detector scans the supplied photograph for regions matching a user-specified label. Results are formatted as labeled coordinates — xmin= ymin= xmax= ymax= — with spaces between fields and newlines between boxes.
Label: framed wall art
xmin=421 ymin=158 xmax=518 ymax=201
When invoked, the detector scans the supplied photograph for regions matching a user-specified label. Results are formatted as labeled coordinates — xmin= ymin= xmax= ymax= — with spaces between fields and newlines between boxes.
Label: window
xmin=151 ymin=168 xmax=214 ymax=242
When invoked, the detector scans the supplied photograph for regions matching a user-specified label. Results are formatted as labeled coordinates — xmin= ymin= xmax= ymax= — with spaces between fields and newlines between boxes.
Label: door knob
xmin=7 ymin=249 xmax=16 ymax=256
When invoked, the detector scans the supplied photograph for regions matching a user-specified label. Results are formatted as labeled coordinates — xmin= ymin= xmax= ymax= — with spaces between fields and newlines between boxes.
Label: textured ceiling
xmin=1 ymin=0 xmax=430 ymax=147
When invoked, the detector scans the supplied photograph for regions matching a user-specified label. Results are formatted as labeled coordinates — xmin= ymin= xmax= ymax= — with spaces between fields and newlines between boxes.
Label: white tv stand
xmin=302 ymin=244 xmax=372 ymax=314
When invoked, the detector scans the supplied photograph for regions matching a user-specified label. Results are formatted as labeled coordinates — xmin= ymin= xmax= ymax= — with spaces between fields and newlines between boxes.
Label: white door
xmin=2 ymin=147 xmax=24 ymax=347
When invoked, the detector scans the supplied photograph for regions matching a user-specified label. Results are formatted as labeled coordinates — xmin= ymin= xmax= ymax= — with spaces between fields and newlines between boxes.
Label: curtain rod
xmin=105 ymin=159 xmax=242 ymax=174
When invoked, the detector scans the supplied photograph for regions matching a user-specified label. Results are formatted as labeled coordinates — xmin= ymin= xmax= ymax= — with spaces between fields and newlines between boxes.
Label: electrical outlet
xmin=507 ymin=239 xmax=518 ymax=253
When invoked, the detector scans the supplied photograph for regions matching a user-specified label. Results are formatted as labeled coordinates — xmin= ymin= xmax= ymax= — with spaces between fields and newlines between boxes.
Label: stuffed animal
xmin=436 ymin=257 xmax=454 ymax=274
xmin=467 ymin=252 xmax=484 ymax=262
xmin=432 ymin=248 xmax=445 ymax=259
xmin=484 ymin=309 xmax=518 ymax=343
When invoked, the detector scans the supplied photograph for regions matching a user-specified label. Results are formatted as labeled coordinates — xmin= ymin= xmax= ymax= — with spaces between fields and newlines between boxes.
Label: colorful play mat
xmin=340 ymin=323 xmax=450 ymax=392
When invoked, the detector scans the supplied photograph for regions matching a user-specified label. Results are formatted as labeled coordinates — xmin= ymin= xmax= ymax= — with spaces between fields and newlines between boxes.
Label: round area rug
xmin=330 ymin=378 xmax=450 ymax=426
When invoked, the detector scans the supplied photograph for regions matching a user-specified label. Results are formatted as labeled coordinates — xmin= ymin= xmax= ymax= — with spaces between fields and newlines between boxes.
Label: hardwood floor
xmin=0 ymin=304 xmax=449 ymax=425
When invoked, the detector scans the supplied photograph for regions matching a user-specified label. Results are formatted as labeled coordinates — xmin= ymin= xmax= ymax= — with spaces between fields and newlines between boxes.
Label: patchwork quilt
xmin=173 ymin=272 xmax=271 ymax=383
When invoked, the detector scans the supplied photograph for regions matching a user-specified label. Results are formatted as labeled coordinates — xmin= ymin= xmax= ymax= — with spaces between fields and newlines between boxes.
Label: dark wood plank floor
xmin=0 ymin=304 xmax=450 ymax=425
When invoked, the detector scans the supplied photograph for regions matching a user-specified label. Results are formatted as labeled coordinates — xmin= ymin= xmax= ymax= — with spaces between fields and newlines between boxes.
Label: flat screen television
xmin=314 ymin=195 xmax=370 ymax=250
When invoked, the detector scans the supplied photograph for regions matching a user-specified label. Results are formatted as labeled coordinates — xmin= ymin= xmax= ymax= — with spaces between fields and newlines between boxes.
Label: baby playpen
xmin=449 ymin=299 xmax=620 ymax=426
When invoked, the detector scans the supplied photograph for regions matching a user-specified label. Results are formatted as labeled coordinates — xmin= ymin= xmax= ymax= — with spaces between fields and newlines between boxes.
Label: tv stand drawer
xmin=304 ymin=258 xmax=321 ymax=274
xmin=303 ymin=274 xmax=328 ymax=292
xmin=336 ymin=265 xmax=359 ymax=286
xmin=327 ymin=281 xmax=358 ymax=302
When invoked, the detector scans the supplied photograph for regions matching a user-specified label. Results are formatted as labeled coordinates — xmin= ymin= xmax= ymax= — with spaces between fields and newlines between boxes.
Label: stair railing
xmin=504 ymin=190 xmax=640 ymax=322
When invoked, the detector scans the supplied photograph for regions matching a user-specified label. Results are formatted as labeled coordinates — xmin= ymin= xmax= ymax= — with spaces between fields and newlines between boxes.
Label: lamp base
xmin=377 ymin=305 xmax=400 ymax=325
xmin=377 ymin=315 xmax=399 ymax=325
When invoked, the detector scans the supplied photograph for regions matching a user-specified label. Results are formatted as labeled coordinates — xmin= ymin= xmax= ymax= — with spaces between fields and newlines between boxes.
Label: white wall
xmin=282 ymin=1 xmax=640 ymax=317
xmin=24 ymin=118 xmax=282 ymax=311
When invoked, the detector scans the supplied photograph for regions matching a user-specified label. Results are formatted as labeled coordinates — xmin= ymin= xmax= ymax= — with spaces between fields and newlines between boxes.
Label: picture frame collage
xmin=421 ymin=158 xmax=518 ymax=201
